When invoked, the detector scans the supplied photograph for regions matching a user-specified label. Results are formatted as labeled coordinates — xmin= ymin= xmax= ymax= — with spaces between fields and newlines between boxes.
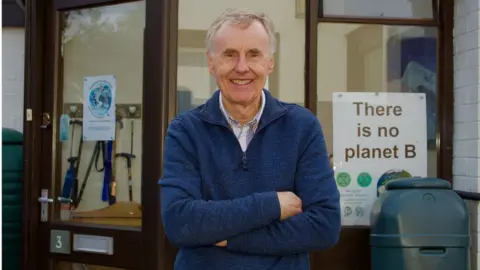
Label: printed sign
xmin=83 ymin=75 xmax=117 ymax=141
xmin=332 ymin=92 xmax=427 ymax=226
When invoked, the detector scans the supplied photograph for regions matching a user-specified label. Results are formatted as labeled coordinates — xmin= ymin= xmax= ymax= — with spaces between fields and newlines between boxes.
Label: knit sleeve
xmin=226 ymin=116 xmax=341 ymax=255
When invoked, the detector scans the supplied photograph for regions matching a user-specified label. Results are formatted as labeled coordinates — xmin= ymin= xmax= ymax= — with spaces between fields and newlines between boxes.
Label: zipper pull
xmin=242 ymin=152 xmax=248 ymax=170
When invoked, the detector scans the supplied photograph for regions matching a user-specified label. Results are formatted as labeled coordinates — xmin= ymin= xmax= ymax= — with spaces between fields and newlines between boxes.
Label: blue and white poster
xmin=82 ymin=75 xmax=116 ymax=141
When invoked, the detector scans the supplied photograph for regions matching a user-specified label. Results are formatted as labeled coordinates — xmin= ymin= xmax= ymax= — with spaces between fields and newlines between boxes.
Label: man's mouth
xmin=231 ymin=79 xmax=253 ymax=85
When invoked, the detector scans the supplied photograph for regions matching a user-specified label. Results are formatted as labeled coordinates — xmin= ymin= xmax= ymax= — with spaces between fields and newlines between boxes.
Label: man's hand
xmin=277 ymin=192 xmax=302 ymax=220
xmin=215 ymin=240 xmax=227 ymax=247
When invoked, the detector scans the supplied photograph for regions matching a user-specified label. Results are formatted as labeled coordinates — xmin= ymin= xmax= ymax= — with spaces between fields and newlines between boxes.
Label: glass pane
xmin=55 ymin=2 xmax=145 ymax=228
xmin=317 ymin=23 xmax=437 ymax=224
xmin=322 ymin=0 xmax=434 ymax=19
xmin=56 ymin=261 xmax=130 ymax=270
xmin=177 ymin=0 xmax=305 ymax=113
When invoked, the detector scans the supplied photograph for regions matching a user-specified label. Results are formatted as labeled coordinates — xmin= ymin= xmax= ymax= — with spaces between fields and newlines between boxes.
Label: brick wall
xmin=453 ymin=0 xmax=480 ymax=268
xmin=2 ymin=27 xmax=26 ymax=132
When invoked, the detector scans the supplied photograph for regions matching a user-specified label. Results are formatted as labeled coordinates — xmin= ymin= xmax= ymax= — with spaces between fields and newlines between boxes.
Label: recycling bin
xmin=2 ymin=128 xmax=24 ymax=270
xmin=370 ymin=177 xmax=470 ymax=270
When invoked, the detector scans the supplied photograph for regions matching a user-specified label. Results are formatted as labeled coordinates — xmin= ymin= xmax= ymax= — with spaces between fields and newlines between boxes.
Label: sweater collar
xmin=219 ymin=90 xmax=265 ymax=129
xmin=199 ymin=89 xmax=287 ymax=129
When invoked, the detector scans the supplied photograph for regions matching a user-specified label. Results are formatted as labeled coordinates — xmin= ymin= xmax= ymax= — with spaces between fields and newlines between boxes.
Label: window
xmin=177 ymin=0 xmax=305 ymax=113
xmin=321 ymin=0 xmax=435 ymax=19
xmin=316 ymin=23 xmax=438 ymax=177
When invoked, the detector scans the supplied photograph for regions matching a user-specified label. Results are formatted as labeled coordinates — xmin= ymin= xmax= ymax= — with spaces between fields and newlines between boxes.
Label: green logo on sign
xmin=336 ymin=172 xmax=351 ymax=187
xmin=357 ymin=172 xmax=372 ymax=188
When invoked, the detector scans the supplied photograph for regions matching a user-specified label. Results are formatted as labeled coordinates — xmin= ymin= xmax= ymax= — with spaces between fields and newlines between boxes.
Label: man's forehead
xmin=213 ymin=21 xmax=270 ymax=52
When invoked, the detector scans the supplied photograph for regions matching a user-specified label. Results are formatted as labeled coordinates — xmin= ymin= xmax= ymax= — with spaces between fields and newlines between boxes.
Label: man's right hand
xmin=277 ymin=192 xmax=303 ymax=220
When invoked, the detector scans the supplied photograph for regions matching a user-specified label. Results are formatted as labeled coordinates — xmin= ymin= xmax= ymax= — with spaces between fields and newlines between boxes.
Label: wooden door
xmin=21 ymin=0 xmax=175 ymax=269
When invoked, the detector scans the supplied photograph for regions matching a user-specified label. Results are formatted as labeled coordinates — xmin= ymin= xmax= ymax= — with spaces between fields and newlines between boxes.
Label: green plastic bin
xmin=370 ymin=178 xmax=470 ymax=270
xmin=2 ymin=128 xmax=24 ymax=270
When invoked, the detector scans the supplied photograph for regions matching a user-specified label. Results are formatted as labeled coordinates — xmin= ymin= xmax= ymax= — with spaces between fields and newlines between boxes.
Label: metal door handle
xmin=38 ymin=197 xmax=54 ymax=203
xmin=38 ymin=197 xmax=73 ymax=204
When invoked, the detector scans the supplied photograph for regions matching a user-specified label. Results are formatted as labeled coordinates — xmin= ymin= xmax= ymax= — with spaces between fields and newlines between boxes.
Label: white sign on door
xmin=332 ymin=92 xmax=427 ymax=226
xmin=82 ymin=74 xmax=117 ymax=141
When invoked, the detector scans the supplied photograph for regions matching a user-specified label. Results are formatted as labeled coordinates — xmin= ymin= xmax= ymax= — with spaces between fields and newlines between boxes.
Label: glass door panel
xmin=55 ymin=1 xmax=145 ymax=228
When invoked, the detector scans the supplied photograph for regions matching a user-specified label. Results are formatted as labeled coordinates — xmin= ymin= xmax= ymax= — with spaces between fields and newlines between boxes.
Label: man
xmin=160 ymin=8 xmax=341 ymax=270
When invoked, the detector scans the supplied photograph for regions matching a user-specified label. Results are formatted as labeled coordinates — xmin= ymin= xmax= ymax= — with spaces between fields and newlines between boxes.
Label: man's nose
xmin=235 ymin=55 xmax=249 ymax=73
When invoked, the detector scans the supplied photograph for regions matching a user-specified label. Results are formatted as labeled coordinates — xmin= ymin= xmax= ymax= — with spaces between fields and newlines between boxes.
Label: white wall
xmin=2 ymin=27 xmax=25 ymax=133
xmin=453 ymin=0 xmax=480 ymax=268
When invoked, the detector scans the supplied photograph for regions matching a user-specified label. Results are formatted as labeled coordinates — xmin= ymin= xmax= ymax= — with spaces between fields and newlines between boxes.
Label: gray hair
xmin=205 ymin=8 xmax=277 ymax=55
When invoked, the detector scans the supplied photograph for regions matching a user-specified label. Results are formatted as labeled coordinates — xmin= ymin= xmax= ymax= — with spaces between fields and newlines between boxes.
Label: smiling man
xmin=160 ymin=8 xmax=341 ymax=270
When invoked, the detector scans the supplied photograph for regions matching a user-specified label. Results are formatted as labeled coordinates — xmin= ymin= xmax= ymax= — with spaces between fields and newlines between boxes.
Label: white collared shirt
xmin=219 ymin=91 xmax=266 ymax=152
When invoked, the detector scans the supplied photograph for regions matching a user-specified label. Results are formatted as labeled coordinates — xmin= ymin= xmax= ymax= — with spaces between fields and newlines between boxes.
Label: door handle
xmin=37 ymin=197 xmax=72 ymax=204
xmin=38 ymin=197 xmax=54 ymax=203
xmin=38 ymin=189 xmax=74 ymax=222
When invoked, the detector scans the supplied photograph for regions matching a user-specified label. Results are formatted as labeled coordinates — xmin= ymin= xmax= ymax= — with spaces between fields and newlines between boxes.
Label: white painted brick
xmin=454 ymin=121 xmax=480 ymax=140
xmin=454 ymin=30 xmax=480 ymax=53
xmin=455 ymin=103 xmax=478 ymax=122
xmin=454 ymin=0 xmax=480 ymax=268
xmin=466 ymin=11 xmax=480 ymax=32
xmin=454 ymin=68 xmax=479 ymax=88
xmin=453 ymin=158 xmax=480 ymax=177
xmin=455 ymin=49 xmax=480 ymax=71
xmin=454 ymin=176 xmax=480 ymax=192
xmin=454 ymin=84 xmax=480 ymax=105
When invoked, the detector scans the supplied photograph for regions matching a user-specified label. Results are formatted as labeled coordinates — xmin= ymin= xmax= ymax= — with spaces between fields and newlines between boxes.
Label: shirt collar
xmin=219 ymin=90 xmax=266 ymax=128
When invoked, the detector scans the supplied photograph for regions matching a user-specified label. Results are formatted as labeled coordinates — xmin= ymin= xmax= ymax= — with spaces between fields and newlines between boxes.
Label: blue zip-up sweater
xmin=160 ymin=90 xmax=341 ymax=270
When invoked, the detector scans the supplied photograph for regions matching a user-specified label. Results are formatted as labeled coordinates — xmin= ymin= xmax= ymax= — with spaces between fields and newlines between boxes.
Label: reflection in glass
xmin=177 ymin=0 xmax=305 ymax=110
xmin=322 ymin=0 xmax=434 ymax=19
xmin=316 ymin=23 xmax=437 ymax=177
xmin=57 ymin=2 xmax=145 ymax=228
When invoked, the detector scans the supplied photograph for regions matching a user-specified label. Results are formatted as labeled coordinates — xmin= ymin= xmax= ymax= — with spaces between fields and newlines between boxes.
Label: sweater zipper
xmin=200 ymin=109 xmax=288 ymax=171
xmin=234 ymin=125 xmax=249 ymax=171
xmin=242 ymin=152 xmax=247 ymax=170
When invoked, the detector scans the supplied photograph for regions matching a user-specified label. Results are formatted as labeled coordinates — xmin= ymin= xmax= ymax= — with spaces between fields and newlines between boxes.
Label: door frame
xmin=21 ymin=0 xmax=178 ymax=269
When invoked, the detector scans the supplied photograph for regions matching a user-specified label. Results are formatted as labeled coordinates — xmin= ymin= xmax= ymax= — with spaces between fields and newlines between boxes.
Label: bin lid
xmin=386 ymin=177 xmax=451 ymax=190
xmin=2 ymin=128 xmax=23 ymax=144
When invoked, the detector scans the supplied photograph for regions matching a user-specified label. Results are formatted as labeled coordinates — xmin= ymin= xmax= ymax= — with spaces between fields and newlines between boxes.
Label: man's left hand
xmin=215 ymin=240 xmax=227 ymax=247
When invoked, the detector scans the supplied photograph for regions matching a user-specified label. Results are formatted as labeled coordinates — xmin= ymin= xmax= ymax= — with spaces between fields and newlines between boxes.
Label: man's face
xmin=207 ymin=20 xmax=274 ymax=106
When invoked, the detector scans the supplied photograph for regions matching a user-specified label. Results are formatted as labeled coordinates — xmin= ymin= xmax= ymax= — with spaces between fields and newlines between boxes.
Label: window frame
xmin=318 ymin=0 xmax=440 ymax=24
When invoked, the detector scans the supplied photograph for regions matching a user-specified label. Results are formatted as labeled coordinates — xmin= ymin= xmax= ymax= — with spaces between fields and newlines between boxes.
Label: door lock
xmin=40 ymin=112 xmax=51 ymax=129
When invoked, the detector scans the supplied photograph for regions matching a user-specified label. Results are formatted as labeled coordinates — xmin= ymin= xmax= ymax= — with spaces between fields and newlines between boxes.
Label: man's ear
xmin=207 ymin=51 xmax=215 ymax=74
xmin=267 ymin=57 xmax=274 ymax=74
